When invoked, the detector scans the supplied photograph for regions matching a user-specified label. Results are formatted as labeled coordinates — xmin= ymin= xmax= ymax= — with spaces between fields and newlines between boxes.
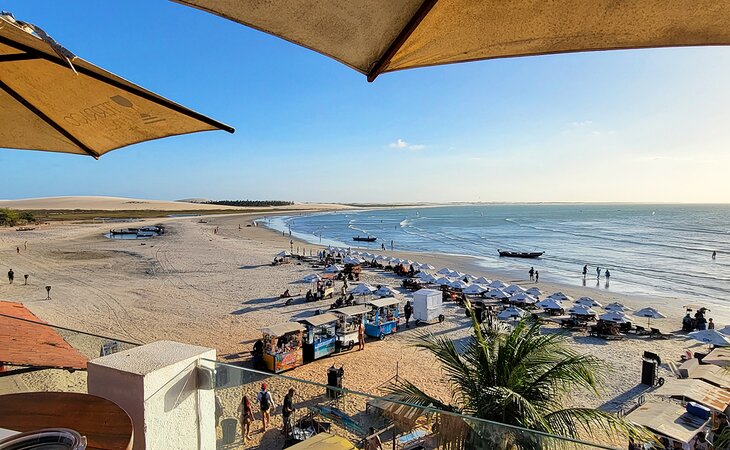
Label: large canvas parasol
xmin=172 ymin=0 xmax=730 ymax=82
xmin=0 ymin=12 xmax=233 ymax=158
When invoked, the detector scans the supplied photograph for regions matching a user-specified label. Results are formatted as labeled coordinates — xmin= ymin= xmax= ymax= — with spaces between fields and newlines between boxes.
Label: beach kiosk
xmin=412 ymin=289 xmax=445 ymax=325
xmin=297 ymin=313 xmax=338 ymax=362
xmin=261 ymin=322 xmax=304 ymax=373
xmin=365 ymin=297 xmax=401 ymax=339
xmin=331 ymin=305 xmax=370 ymax=352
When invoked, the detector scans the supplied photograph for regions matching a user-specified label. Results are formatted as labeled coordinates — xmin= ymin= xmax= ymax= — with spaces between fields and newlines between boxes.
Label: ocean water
xmin=265 ymin=204 xmax=730 ymax=303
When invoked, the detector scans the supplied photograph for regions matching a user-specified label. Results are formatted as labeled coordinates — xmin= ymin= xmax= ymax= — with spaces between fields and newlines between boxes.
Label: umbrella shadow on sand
xmin=598 ymin=383 xmax=653 ymax=412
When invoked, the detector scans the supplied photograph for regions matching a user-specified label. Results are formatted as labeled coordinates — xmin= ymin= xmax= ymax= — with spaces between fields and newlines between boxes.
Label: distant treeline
xmin=0 ymin=208 xmax=35 ymax=227
xmin=204 ymin=200 xmax=294 ymax=207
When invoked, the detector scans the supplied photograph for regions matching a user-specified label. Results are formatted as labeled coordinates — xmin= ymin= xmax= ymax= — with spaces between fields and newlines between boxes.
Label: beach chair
xmin=633 ymin=325 xmax=649 ymax=336
xmin=649 ymin=328 xmax=671 ymax=340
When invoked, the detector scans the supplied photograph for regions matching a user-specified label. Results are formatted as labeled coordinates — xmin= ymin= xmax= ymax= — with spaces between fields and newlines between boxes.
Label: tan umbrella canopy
xmin=173 ymin=0 xmax=730 ymax=82
xmin=0 ymin=13 xmax=233 ymax=158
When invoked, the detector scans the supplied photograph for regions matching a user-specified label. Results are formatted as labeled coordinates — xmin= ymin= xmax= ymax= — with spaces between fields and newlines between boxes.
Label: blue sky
xmin=3 ymin=1 xmax=730 ymax=203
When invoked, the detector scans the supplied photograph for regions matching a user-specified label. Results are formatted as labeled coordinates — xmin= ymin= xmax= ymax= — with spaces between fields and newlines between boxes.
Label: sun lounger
xmin=588 ymin=325 xmax=624 ymax=340
xmin=649 ymin=328 xmax=671 ymax=339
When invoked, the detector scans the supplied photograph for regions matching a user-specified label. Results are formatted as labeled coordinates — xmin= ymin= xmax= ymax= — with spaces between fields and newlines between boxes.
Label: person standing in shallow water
xmin=582 ymin=264 xmax=588 ymax=278
xmin=528 ymin=267 xmax=534 ymax=281
xmin=713 ymin=251 xmax=717 ymax=260
xmin=535 ymin=271 xmax=539 ymax=283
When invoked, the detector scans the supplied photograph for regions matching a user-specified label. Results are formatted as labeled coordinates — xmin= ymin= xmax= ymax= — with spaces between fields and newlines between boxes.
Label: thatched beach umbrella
xmin=172 ymin=1 xmax=730 ymax=82
xmin=0 ymin=12 xmax=232 ymax=158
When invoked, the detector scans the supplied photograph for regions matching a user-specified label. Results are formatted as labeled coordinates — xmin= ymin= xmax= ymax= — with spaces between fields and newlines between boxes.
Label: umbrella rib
xmin=0 ymin=35 xmax=234 ymax=134
xmin=366 ymin=0 xmax=439 ymax=82
xmin=0 ymin=80 xmax=100 ymax=158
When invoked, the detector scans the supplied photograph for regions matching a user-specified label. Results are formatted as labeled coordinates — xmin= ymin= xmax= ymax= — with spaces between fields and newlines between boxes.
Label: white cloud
xmin=389 ymin=138 xmax=426 ymax=151
xmin=570 ymin=120 xmax=593 ymax=127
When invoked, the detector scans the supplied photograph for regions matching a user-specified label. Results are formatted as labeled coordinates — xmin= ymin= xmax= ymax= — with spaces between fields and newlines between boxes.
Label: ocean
xmin=264 ymin=204 xmax=730 ymax=303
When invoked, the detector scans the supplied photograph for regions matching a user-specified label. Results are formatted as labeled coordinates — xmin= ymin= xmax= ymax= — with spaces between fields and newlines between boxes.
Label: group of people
xmin=236 ymin=383 xmax=296 ymax=442
xmin=235 ymin=383 xmax=382 ymax=448
xmin=682 ymin=308 xmax=714 ymax=332
xmin=528 ymin=267 xmax=540 ymax=282
xmin=583 ymin=264 xmax=611 ymax=280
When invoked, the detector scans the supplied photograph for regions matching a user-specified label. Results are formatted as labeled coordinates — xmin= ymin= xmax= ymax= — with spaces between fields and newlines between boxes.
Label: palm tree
xmin=385 ymin=306 xmax=647 ymax=448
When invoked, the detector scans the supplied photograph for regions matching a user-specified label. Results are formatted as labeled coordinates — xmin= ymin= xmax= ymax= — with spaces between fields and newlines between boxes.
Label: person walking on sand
xmin=257 ymin=383 xmax=275 ymax=431
xmin=282 ymin=388 xmax=295 ymax=436
xmin=535 ymin=270 xmax=539 ymax=283
xmin=404 ymin=301 xmax=413 ymax=328
xmin=358 ymin=319 xmax=365 ymax=351
xmin=239 ymin=395 xmax=254 ymax=442
xmin=7 ymin=269 xmax=14 ymax=284
xmin=16 ymin=246 xmax=20 ymax=254
xmin=528 ymin=267 xmax=534 ymax=281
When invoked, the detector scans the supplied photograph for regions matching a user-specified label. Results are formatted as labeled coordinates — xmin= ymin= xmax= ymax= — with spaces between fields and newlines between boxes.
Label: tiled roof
xmin=0 ymin=301 xmax=87 ymax=370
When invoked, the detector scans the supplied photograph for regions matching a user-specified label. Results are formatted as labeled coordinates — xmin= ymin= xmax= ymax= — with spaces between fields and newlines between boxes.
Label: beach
xmin=0 ymin=209 xmax=722 ymax=447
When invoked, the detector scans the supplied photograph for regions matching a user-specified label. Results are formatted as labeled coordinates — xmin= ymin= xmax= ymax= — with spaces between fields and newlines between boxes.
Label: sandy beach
xmin=0 ymin=208 xmax=722 ymax=447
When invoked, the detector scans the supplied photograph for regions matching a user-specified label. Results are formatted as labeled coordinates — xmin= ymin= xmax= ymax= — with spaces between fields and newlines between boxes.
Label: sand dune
xmin=0 ymin=196 xmax=346 ymax=211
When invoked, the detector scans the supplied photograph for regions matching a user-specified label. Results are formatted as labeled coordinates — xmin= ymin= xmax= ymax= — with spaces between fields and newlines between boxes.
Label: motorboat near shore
xmin=352 ymin=236 xmax=377 ymax=242
xmin=498 ymin=249 xmax=544 ymax=258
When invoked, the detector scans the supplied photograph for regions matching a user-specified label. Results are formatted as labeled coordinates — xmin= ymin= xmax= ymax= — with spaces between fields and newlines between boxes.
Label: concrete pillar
xmin=87 ymin=340 xmax=216 ymax=450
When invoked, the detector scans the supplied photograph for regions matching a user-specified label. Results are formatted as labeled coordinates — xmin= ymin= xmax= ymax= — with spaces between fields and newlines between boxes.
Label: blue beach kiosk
xmin=297 ymin=313 xmax=338 ymax=362
xmin=365 ymin=297 xmax=401 ymax=339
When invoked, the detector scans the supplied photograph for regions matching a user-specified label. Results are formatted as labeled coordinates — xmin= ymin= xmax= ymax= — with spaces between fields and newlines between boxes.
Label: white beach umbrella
xmin=418 ymin=271 xmax=432 ymax=280
xmin=536 ymin=298 xmax=563 ymax=311
xmin=437 ymin=267 xmax=453 ymax=275
xmin=568 ymin=305 xmax=597 ymax=316
xmin=277 ymin=250 xmax=290 ymax=257
xmin=405 ymin=260 xmax=415 ymax=266
xmin=419 ymin=263 xmax=435 ymax=271
xmin=435 ymin=277 xmax=453 ymax=286
xmin=324 ymin=264 xmax=343 ymax=273
xmin=449 ymin=280 xmax=470 ymax=290
xmin=604 ymin=302 xmax=633 ymax=312
xmin=350 ymin=283 xmax=376 ymax=295
xmin=375 ymin=255 xmax=386 ymax=261
xmin=489 ymin=280 xmax=507 ymax=289
xmin=599 ymin=311 xmax=629 ymax=324
xmin=525 ymin=287 xmax=543 ymax=297
xmin=633 ymin=307 xmax=666 ymax=327
xmin=576 ymin=297 xmax=602 ymax=308
xmin=688 ymin=330 xmax=730 ymax=347
xmin=342 ymin=256 xmax=360 ymax=265
xmin=509 ymin=292 xmax=537 ymax=305
xmin=718 ymin=326 xmax=730 ymax=336
xmin=498 ymin=306 xmax=527 ymax=321
xmin=504 ymin=284 xmax=527 ymax=295
xmin=463 ymin=284 xmax=487 ymax=295
xmin=420 ymin=273 xmax=438 ymax=283
xmin=449 ymin=270 xmax=466 ymax=279
xmin=301 ymin=274 xmax=321 ymax=283
xmin=486 ymin=289 xmax=509 ymax=300
xmin=374 ymin=286 xmax=399 ymax=297
xmin=548 ymin=292 xmax=573 ymax=302
xmin=473 ymin=276 xmax=491 ymax=285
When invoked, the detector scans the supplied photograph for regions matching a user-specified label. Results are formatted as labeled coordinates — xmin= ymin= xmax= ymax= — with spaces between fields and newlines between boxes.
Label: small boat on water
xmin=498 ymin=249 xmax=544 ymax=258
xmin=353 ymin=236 xmax=377 ymax=242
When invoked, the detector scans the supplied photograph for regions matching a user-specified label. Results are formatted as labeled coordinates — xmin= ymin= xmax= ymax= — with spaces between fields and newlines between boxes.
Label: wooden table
xmin=0 ymin=392 xmax=133 ymax=450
